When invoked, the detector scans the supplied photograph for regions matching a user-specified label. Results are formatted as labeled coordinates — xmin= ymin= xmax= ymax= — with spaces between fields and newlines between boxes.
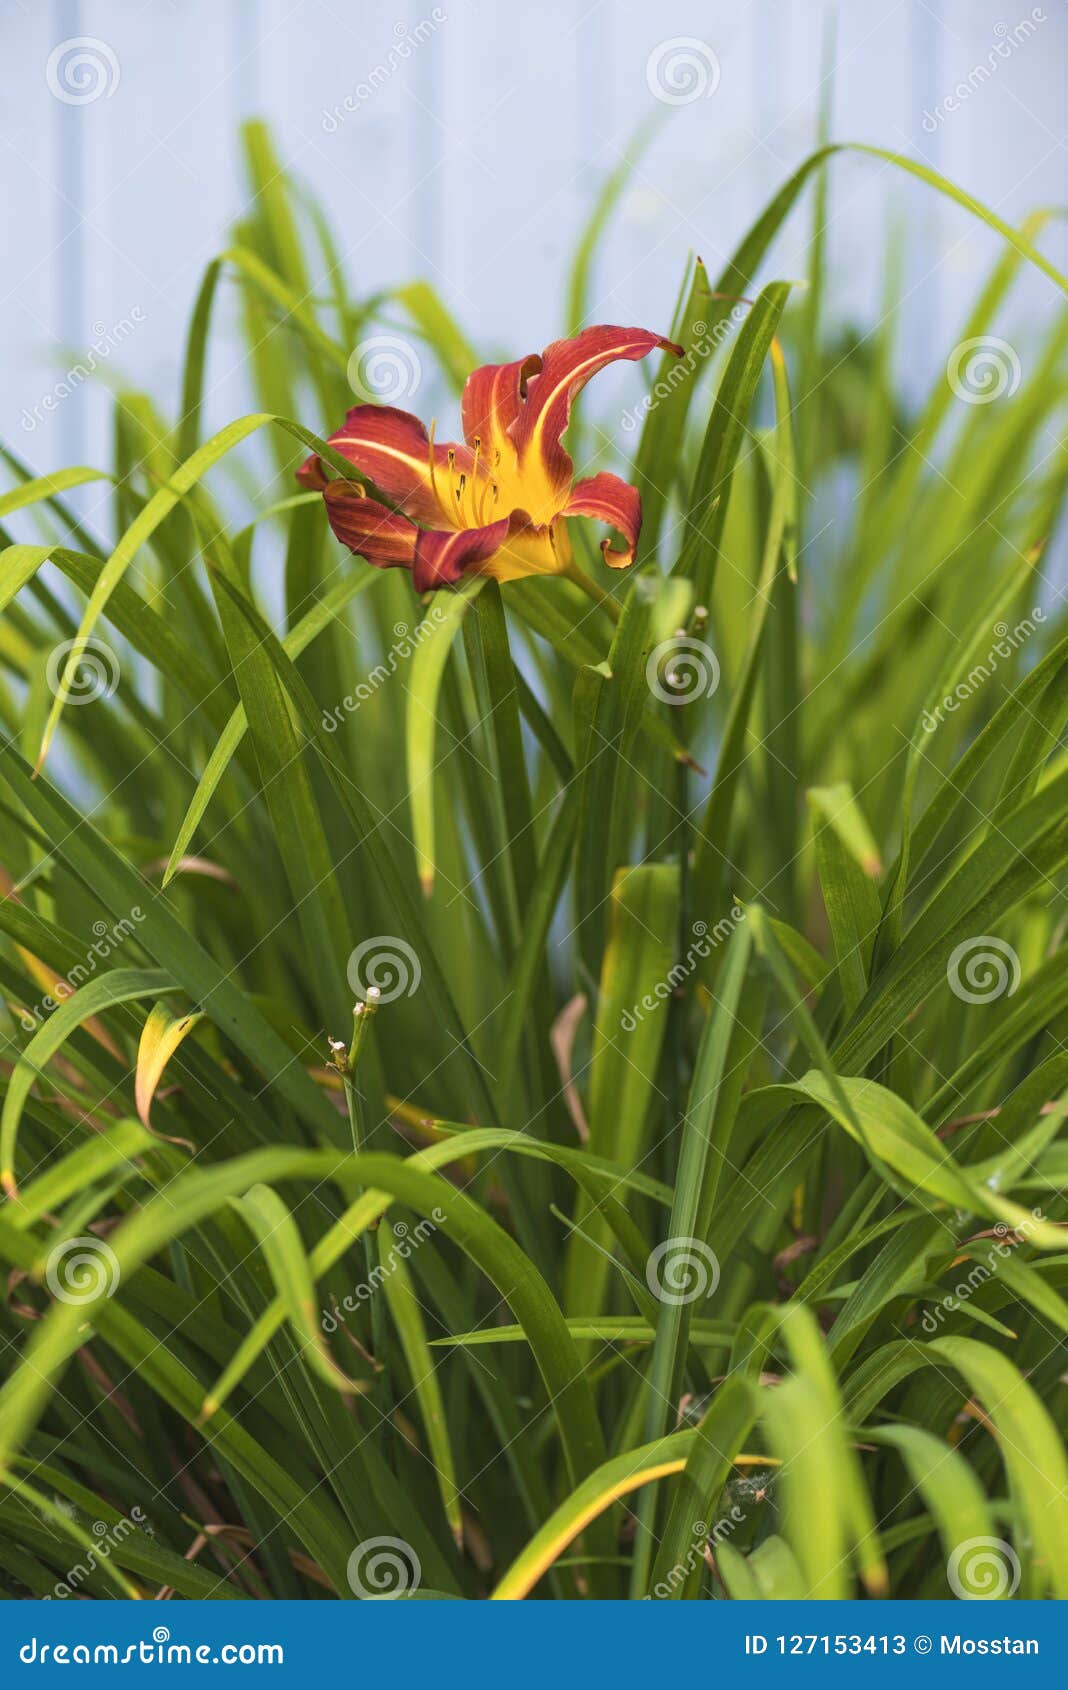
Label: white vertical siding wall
xmin=1 ymin=0 xmax=1065 ymax=476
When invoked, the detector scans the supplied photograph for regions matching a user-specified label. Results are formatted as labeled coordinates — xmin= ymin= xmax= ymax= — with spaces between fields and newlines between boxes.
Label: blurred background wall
xmin=2 ymin=0 xmax=1066 ymax=474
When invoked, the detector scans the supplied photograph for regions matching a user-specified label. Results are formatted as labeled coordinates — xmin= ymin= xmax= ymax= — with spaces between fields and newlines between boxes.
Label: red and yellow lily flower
xmin=298 ymin=325 xmax=681 ymax=592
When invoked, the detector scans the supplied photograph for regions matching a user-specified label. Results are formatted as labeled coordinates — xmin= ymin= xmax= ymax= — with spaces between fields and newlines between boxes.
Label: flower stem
xmin=563 ymin=560 xmax=621 ymax=622
xmin=337 ymin=989 xmax=389 ymax=1372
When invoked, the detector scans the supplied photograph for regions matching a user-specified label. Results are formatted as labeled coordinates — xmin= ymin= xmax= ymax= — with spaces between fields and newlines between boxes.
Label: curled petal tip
xmin=510 ymin=326 xmax=685 ymax=502
xmin=564 ymin=472 xmax=642 ymax=570
xmin=296 ymin=454 xmax=329 ymax=491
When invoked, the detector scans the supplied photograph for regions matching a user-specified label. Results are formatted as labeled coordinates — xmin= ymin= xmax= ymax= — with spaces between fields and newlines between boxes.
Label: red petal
xmin=563 ymin=472 xmax=642 ymax=569
xmin=510 ymin=327 xmax=682 ymax=499
xmin=461 ymin=355 xmax=540 ymax=456
xmin=301 ymin=405 xmax=469 ymax=524
xmin=321 ymin=482 xmax=418 ymax=570
xmin=296 ymin=455 xmax=329 ymax=491
xmin=412 ymin=517 xmax=512 ymax=594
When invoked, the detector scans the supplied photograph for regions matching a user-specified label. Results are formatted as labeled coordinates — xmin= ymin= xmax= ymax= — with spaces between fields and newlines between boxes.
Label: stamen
xmin=470 ymin=439 xmax=485 ymax=522
xmin=427 ymin=420 xmax=443 ymax=512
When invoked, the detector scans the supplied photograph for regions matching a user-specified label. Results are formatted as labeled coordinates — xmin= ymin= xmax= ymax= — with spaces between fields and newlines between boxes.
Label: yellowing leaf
xmin=135 ymin=1003 xmax=203 ymax=1127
